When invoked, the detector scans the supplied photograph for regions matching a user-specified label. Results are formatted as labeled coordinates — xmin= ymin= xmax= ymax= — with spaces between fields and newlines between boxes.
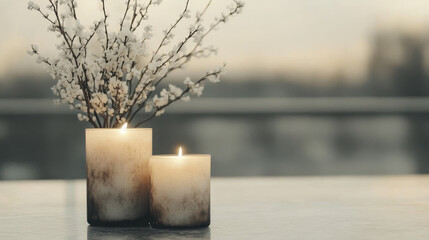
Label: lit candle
xmin=86 ymin=123 xmax=152 ymax=226
xmin=149 ymin=147 xmax=211 ymax=228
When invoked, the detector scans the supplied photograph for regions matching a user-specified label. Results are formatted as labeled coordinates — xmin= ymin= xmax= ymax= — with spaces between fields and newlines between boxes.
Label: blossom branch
xmin=130 ymin=0 xmax=154 ymax=32
xmin=134 ymin=68 xmax=224 ymax=127
xmin=120 ymin=0 xmax=132 ymax=31
xmin=28 ymin=0 xmax=243 ymax=128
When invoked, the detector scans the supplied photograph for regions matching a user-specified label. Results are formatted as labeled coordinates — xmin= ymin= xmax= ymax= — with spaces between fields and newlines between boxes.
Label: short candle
xmin=149 ymin=147 xmax=211 ymax=228
xmin=86 ymin=124 xmax=152 ymax=226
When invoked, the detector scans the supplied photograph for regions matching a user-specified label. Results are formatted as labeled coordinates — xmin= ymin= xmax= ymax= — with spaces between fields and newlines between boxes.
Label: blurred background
xmin=2 ymin=0 xmax=429 ymax=179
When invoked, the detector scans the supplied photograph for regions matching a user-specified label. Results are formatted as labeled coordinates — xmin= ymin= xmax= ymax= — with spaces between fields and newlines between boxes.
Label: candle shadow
xmin=87 ymin=225 xmax=211 ymax=240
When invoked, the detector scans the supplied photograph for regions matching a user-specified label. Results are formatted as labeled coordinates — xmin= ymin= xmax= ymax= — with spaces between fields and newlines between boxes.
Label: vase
xmin=85 ymin=128 xmax=152 ymax=226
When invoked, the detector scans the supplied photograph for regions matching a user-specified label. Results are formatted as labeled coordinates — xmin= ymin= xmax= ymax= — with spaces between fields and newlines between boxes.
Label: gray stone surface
xmin=1 ymin=176 xmax=429 ymax=239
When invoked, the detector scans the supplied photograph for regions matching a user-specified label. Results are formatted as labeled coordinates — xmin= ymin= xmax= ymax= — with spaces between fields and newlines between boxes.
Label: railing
xmin=2 ymin=97 xmax=429 ymax=115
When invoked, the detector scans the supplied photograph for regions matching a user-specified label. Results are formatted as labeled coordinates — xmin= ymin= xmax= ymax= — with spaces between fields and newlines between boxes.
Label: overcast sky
xmin=2 ymin=0 xmax=429 ymax=83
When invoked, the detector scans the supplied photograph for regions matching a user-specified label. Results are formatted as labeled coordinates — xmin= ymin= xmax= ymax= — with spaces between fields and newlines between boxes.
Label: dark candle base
xmin=88 ymin=218 xmax=150 ymax=227
xmin=149 ymin=183 xmax=210 ymax=228
xmin=150 ymin=222 xmax=210 ymax=229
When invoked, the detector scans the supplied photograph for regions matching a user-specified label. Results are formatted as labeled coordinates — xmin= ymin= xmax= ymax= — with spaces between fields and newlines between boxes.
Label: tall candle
xmin=149 ymin=147 xmax=211 ymax=228
xmin=86 ymin=125 xmax=152 ymax=226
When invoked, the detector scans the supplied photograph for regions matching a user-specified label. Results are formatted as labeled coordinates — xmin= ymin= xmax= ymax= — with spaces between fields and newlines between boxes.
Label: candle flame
xmin=120 ymin=123 xmax=127 ymax=134
xmin=178 ymin=147 xmax=182 ymax=157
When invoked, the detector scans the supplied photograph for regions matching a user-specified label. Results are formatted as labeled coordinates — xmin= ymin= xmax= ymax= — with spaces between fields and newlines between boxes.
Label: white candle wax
xmin=86 ymin=128 xmax=152 ymax=226
xmin=149 ymin=152 xmax=211 ymax=228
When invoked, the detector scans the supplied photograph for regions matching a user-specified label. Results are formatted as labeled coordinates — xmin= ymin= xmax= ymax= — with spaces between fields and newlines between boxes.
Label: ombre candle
xmin=86 ymin=124 xmax=152 ymax=226
xmin=149 ymin=147 xmax=211 ymax=228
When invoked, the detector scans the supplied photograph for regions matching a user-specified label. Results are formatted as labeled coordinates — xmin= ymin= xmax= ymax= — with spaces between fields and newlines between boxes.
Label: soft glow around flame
xmin=178 ymin=147 xmax=182 ymax=157
xmin=120 ymin=123 xmax=128 ymax=134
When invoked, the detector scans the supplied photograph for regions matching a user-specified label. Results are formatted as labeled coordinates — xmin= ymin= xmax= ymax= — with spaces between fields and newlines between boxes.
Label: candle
xmin=86 ymin=124 xmax=152 ymax=226
xmin=149 ymin=147 xmax=211 ymax=228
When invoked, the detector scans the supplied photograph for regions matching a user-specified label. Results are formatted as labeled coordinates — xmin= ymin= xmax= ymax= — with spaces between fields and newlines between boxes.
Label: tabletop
xmin=1 ymin=176 xmax=429 ymax=239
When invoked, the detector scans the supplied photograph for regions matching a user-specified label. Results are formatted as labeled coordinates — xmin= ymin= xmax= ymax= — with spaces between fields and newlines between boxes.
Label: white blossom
xmin=153 ymin=0 xmax=163 ymax=5
xmin=28 ymin=1 xmax=40 ymax=11
xmin=143 ymin=25 xmax=153 ymax=39
xmin=181 ymin=95 xmax=190 ymax=102
xmin=156 ymin=108 xmax=165 ymax=116
xmin=184 ymin=76 xmax=193 ymax=86
xmin=153 ymin=89 xmax=168 ymax=108
xmin=169 ymin=84 xmax=183 ymax=98
xmin=145 ymin=103 xmax=153 ymax=113
xmin=77 ymin=113 xmax=89 ymax=121
xmin=28 ymin=0 xmax=243 ymax=127
xmin=189 ymin=83 xmax=204 ymax=96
